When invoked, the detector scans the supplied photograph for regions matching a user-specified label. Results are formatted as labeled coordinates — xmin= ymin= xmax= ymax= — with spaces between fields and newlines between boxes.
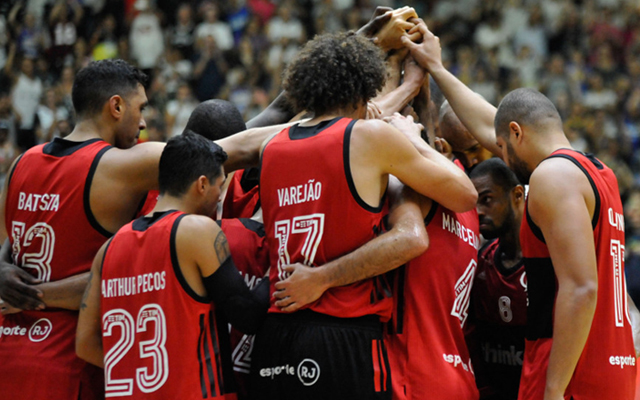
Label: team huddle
xmin=0 ymin=6 xmax=636 ymax=400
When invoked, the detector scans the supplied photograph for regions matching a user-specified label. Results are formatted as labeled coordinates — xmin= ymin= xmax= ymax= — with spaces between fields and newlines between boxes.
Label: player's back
xmin=519 ymin=149 xmax=636 ymax=400
xmin=260 ymin=117 xmax=391 ymax=320
xmin=101 ymin=210 xmax=237 ymax=399
xmin=386 ymin=203 xmax=480 ymax=400
xmin=0 ymin=137 xmax=111 ymax=399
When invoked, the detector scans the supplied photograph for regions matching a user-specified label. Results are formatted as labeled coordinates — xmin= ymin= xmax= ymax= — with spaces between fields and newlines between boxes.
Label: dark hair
xmin=159 ymin=130 xmax=228 ymax=196
xmin=283 ymin=31 xmax=386 ymax=115
xmin=470 ymin=158 xmax=521 ymax=190
xmin=185 ymin=99 xmax=246 ymax=140
xmin=494 ymin=88 xmax=562 ymax=138
xmin=72 ymin=59 xmax=148 ymax=118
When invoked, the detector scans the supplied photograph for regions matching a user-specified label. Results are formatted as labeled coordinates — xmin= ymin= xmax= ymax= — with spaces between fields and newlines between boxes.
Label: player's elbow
xmin=404 ymin=225 xmax=429 ymax=260
xmin=449 ymin=186 xmax=478 ymax=213
xmin=574 ymin=281 xmax=598 ymax=311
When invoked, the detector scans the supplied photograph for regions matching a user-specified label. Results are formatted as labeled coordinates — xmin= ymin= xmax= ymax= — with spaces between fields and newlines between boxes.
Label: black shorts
xmin=250 ymin=310 xmax=391 ymax=400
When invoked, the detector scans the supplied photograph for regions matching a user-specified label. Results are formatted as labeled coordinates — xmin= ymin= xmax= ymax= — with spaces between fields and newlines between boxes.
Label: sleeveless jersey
xmin=101 ymin=210 xmax=237 ymax=399
xmin=218 ymin=218 xmax=269 ymax=400
xmin=385 ymin=203 xmax=480 ymax=400
xmin=468 ymin=239 xmax=527 ymax=400
xmin=222 ymin=169 xmax=261 ymax=219
xmin=518 ymin=149 xmax=636 ymax=400
xmin=0 ymin=137 xmax=111 ymax=400
xmin=260 ymin=117 xmax=391 ymax=320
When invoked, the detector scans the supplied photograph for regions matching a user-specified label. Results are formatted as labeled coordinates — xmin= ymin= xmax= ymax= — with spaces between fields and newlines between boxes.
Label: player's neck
xmin=535 ymin=133 xmax=573 ymax=164
xmin=65 ymin=118 xmax=111 ymax=143
xmin=303 ymin=104 xmax=366 ymax=126
xmin=151 ymin=195 xmax=197 ymax=216
xmin=498 ymin=231 xmax=522 ymax=269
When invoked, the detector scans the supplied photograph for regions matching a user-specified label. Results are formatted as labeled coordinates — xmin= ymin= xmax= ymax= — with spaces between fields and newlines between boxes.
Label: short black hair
xmin=185 ymin=99 xmax=246 ymax=141
xmin=494 ymin=88 xmax=562 ymax=138
xmin=470 ymin=158 xmax=521 ymax=190
xmin=72 ymin=59 xmax=148 ymax=118
xmin=283 ymin=31 xmax=386 ymax=116
xmin=159 ymin=130 xmax=228 ymax=197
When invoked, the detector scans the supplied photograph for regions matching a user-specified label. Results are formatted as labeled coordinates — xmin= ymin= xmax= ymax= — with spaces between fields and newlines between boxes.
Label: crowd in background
xmin=2 ymin=0 xmax=640 ymax=295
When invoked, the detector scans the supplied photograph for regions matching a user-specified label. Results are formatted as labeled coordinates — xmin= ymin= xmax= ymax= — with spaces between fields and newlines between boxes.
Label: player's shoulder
xmin=178 ymin=214 xmax=220 ymax=236
xmin=530 ymin=155 xmax=591 ymax=194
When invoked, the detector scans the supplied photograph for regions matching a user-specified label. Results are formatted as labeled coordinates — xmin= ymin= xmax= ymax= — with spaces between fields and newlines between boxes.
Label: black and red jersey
xmin=260 ymin=117 xmax=391 ymax=320
xmin=101 ymin=210 xmax=237 ymax=399
xmin=385 ymin=203 xmax=480 ymax=400
xmin=0 ymin=138 xmax=112 ymax=399
xmin=519 ymin=149 xmax=636 ymax=400
xmin=218 ymin=218 xmax=269 ymax=400
xmin=222 ymin=169 xmax=261 ymax=219
xmin=468 ymin=239 xmax=527 ymax=399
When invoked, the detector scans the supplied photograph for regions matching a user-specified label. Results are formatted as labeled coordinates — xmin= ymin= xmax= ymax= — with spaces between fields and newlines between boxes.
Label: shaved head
xmin=439 ymin=101 xmax=476 ymax=151
xmin=494 ymin=88 xmax=562 ymax=138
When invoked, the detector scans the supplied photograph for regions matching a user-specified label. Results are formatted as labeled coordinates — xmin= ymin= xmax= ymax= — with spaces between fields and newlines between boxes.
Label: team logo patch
xmin=28 ymin=318 xmax=52 ymax=342
xmin=297 ymin=358 xmax=320 ymax=386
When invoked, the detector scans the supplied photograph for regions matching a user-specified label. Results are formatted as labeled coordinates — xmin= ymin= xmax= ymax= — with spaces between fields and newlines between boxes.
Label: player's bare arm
xmin=401 ymin=19 xmax=501 ymax=158
xmin=370 ymin=55 xmax=426 ymax=119
xmin=177 ymin=215 xmax=269 ymax=333
xmin=628 ymin=294 xmax=640 ymax=357
xmin=527 ymin=159 xmax=598 ymax=400
xmin=76 ymin=240 xmax=109 ymax=368
xmin=353 ymin=116 xmax=477 ymax=212
xmin=274 ymin=177 xmax=429 ymax=312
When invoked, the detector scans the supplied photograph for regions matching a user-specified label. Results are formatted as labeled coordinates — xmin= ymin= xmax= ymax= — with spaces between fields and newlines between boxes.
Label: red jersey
xmin=218 ymin=218 xmax=269 ymax=400
xmin=0 ymin=138 xmax=111 ymax=399
xmin=469 ymin=239 xmax=527 ymax=399
xmin=519 ymin=149 xmax=636 ymax=400
xmin=222 ymin=169 xmax=261 ymax=219
xmin=101 ymin=210 xmax=237 ymax=399
xmin=385 ymin=203 xmax=480 ymax=400
xmin=260 ymin=117 xmax=391 ymax=320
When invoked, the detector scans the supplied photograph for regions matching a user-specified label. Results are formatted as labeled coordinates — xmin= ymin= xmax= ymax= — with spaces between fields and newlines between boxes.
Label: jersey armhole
xmin=83 ymin=146 xmax=115 ymax=239
xmin=343 ymin=120 xmax=386 ymax=213
xmin=170 ymin=214 xmax=211 ymax=304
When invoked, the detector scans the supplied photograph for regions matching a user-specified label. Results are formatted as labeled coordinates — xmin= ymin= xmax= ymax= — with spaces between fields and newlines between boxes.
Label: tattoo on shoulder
xmin=214 ymin=230 xmax=231 ymax=265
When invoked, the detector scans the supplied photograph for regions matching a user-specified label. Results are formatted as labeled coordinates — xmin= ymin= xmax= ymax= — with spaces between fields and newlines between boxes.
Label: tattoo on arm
xmin=214 ymin=230 xmax=231 ymax=265
xmin=80 ymin=268 xmax=93 ymax=311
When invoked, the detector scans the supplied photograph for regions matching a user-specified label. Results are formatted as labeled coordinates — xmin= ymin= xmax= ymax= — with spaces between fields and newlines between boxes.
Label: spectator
xmin=48 ymin=0 xmax=83 ymax=75
xmin=227 ymin=0 xmax=252 ymax=43
xmin=165 ymin=82 xmax=198 ymax=138
xmin=583 ymin=72 xmax=617 ymax=111
xmin=0 ymin=90 xmax=18 ymax=147
xmin=192 ymin=35 xmax=227 ymax=101
xmin=513 ymin=5 xmax=548 ymax=59
xmin=36 ymin=88 xmax=69 ymax=142
xmin=169 ymin=3 xmax=195 ymax=60
xmin=11 ymin=57 xmax=43 ymax=151
xmin=15 ymin=13 xmax=49 ymax=60
xmin=266 ymin=3 xmax=305 ymax=71
xmin=195 ymin=2 xmax=234 ymax=52
xmin=90 ymin=14 xmax=118 ymax=61
xmin=129 ymin=0 xmax=164 ymax=74
xmin=0 ymin=120 xmax=17 ymax=187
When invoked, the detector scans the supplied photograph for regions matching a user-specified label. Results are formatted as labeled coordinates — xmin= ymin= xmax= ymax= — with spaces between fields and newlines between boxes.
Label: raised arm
xmin=527 ymin=159 xmax=598 ymax=400
xmin=402 ymin=19 xmax=502 ymax=158
xmin=76 ymin=240 xmax=109 ymax=368
xmin=369 ymin=55 xmax=426 ymax=119
xmin=274 ymin=178 xmax=429 ymax=312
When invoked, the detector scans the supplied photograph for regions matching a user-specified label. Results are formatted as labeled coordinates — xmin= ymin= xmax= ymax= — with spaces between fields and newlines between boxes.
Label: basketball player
xmin=468 ymin=158 xmax=526 ymax=400
xmin=439 ymin=101 xmax=493 ymax=171
xmin=402 ymin=19 xmax=636 ymax=400
xmin=0 ymin=59 xmax=288 ymax=400
xmin=252 ymin=31 xmax=476 ymax=400
xmin=76 ymin=132 xmax=269 ymax=399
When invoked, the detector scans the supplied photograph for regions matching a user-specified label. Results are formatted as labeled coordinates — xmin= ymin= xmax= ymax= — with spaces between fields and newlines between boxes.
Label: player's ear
xmin=508 ymin=121 xmax=523 ymax=142
xmin=108 ymin=95 xmax=124 ymax=120
xmin=511 ymin=184 xmax=525 ymax=207
xmin=196 ymin=175 xmax=208 ymax=194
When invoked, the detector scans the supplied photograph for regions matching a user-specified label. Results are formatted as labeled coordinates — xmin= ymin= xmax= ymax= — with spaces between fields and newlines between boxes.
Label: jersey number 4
xmin=274 ymin=213 xmax=325 ymax=281
xmin=103 ymin=304 xmax=169 ymax=397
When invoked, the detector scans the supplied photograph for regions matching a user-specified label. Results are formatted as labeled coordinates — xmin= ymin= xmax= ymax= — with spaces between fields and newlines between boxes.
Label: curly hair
xmin=283 ymin=31 xmax=386 ymax=116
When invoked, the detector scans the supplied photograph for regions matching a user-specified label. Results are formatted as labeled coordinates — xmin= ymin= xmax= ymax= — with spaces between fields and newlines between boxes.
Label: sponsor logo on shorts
xmin=259 ymin=358 xmax=321 ymax=386
xmin=297 ymin=358 xmax=320 ymax=386
xmin=609 ymin=355 xmax=636 ymax=369
xmin=28 ymin=318 xmax=52 ymax=342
